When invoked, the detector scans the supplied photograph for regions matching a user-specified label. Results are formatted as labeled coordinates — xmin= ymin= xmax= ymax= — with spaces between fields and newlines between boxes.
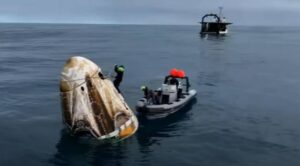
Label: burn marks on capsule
xmin=60 ymin=56 xmax=138 ymax=140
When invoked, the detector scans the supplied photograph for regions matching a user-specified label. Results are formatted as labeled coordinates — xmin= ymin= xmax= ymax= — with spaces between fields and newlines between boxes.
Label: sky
xmin=0 ymin=0 xmax=300 ymax=26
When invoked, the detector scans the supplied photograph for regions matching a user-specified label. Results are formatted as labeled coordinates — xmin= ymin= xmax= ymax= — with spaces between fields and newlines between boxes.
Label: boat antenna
xmin=218 ymin=6 xmax=223 ymax=18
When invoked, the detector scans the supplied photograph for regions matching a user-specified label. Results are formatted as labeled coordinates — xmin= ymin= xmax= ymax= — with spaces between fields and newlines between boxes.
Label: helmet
xmin=140 ymin=85 xmax=147 ymax=91
xmin=115 ymin=65 xmax=125 ymax=73
xmin=117 ymin=66 xmax=125 ymax=73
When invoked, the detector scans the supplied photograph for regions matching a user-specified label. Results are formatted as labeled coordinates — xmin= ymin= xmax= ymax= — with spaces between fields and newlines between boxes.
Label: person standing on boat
xmin=141 ymin=86 xmax=149 ymax=98
xmin=141 ymin=86 xmax=160 ymax=104
xmin=163 ymin=68 xmax=180 ymax=103
xmin=164 ymin=68 xmax=179 ymax=87
xmin=113 ymin=65 xmax=125 ymax=93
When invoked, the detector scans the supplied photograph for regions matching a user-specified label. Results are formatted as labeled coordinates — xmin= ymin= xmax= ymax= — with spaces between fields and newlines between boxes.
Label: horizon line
xmin=0 ymin=21 xmax=298 ymax=27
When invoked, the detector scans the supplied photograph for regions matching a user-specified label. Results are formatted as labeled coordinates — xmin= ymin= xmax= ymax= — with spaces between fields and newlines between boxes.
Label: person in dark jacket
xmin=113 ymin=65 xmax=125 ymax=93
xmin=164 ymin=75 xmax=179 ymax=87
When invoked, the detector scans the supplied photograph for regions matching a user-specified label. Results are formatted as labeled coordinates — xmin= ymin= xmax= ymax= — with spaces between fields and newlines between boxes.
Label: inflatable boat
xmin=136 ymin=69 xmax=197 ymax=119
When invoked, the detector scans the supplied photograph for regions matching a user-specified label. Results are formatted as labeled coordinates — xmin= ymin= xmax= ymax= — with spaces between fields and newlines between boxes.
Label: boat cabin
xmin=200 ymin=13 xmax=232 ymax=35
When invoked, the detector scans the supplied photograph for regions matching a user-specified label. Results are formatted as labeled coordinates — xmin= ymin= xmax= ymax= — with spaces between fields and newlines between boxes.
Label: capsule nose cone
xmin=60 ymin=56 xmax=100 ymax=92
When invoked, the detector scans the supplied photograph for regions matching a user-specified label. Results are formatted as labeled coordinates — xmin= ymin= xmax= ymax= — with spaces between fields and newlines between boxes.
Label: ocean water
xmin=0 ymin=23 xmax=300 ymax=166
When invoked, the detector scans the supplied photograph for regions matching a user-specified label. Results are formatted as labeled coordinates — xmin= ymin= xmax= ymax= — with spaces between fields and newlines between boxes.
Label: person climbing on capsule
xmin=113 ymin=65 xmax=125 ymax=93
